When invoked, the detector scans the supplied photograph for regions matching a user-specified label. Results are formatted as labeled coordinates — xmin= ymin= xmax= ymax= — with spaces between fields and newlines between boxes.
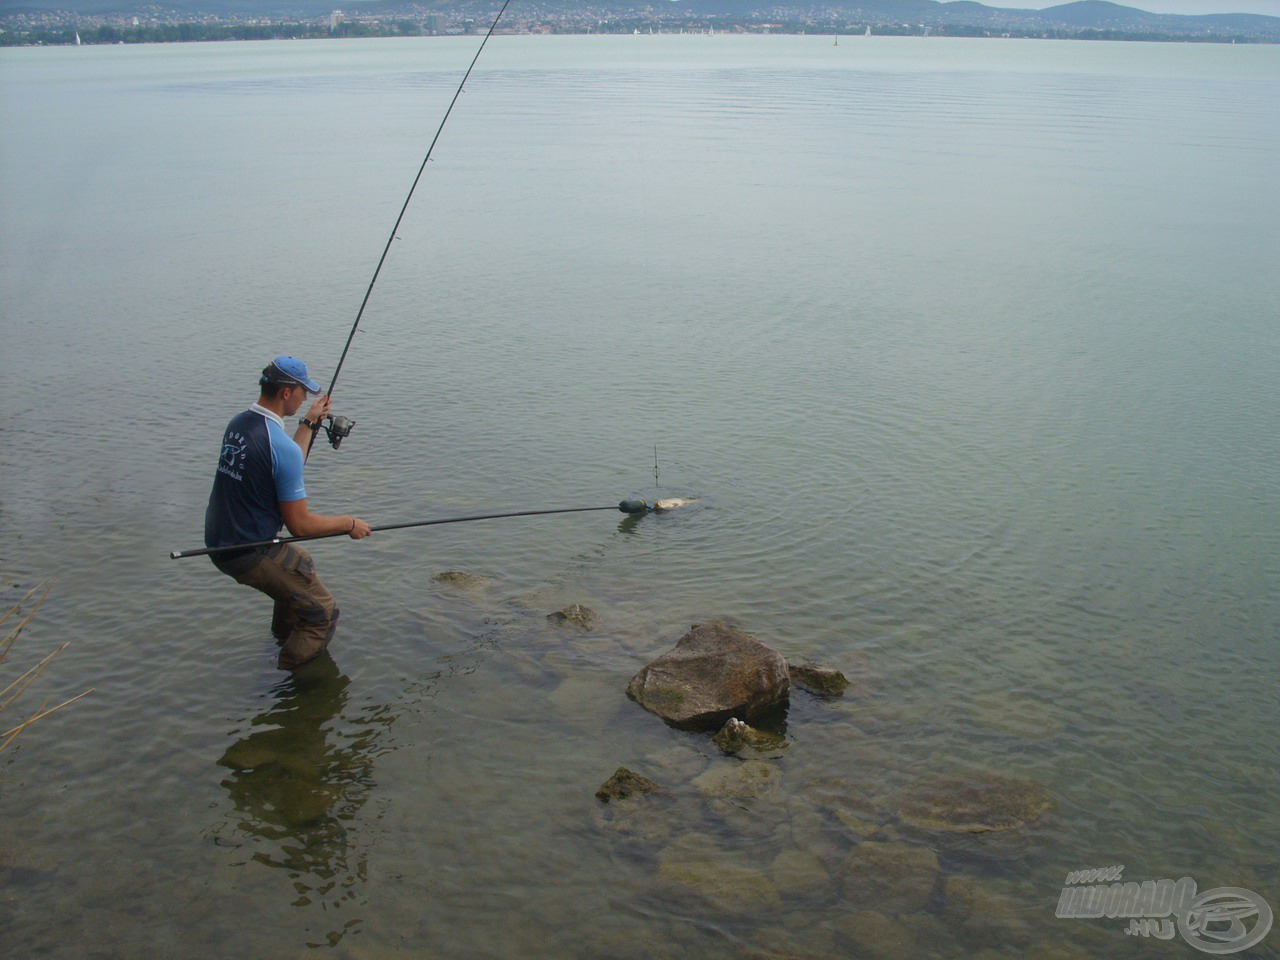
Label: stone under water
xmin=788 ymin=662 xmax=850 ymax=697
xmin=711 ymin=717 xmax=788 ymax=757
xmin=432 ymin=570 xmax=490 ymax=590
xmin=842 ymin=840 xmax=941 ymax=915
xmin=690 ymin=759 xmax=782 ymax=802
xmin=595 ymin=766 xmax=661 ymax=803
xmin=546 ymin=603 xmax=600 ymax=629
xmin=656 ymin=833 xmax=783 ymax=918
xmin=892 ymin=772 xmax=1054 ymax=834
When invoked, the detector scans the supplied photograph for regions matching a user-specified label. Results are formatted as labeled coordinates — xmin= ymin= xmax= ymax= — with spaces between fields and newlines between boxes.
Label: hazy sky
xmin=943 ymin=1 xmax=1280 ymax=15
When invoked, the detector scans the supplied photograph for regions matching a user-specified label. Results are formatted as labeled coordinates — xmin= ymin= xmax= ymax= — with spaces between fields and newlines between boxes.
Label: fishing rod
xmin=171 ymin=500 xmax=656 ymax=560
xmin=312 ymin=0 xmax=514 ymax=455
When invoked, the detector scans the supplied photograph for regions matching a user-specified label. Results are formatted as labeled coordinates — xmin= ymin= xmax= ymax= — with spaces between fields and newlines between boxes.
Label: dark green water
xmin=1 ymin=34 xmax=1277 ymax=958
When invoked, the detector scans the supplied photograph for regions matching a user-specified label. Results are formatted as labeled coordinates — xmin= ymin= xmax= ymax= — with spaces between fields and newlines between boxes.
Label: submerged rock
xmin=641 ymin=743 xmax=709 ymax=782
xmin=769 ymin=847 xmax=831 ymax=899
xmin=841 ymin=840 xmax=940 ymax=914
xmin=942 ymin=875 xmax=1036 ymax=945
xmin=711 ymin=717 xmax=789 ymax=757
xmin=892 ymin=772 xmax=1054 ymax=834
xmin=548 ymin=671 xmax=622 ymax=729
xmin=964 ymin=690 xmax=1065 ymax=740
xmin=595 ymin=766 xmax=661 ymax=803
xmin=835 ymin=909 xmax=918 ymax=960
xmin=547 ymin=603 xmax=600 ymax=629
xmin=691 ymin=760 xmax=787 ymax=841
xmin=691 ymin=759 xmax=782 ymax=802
xmin=657 ymin=833 xmax=783 ymax=918
xmin=593 ymin=768 xmax=690 ymax=845
xmin=626 ymin=621 xmax=790 ymax=730
xmin=805 ymin=776 xmax=887 ymax=839
xmin=592 ymin=790 xmax=688 ymax=846
xmin=788 ymin=662 xmax=850 ymax=697
xmin=432 ymin=570 xmax=490 ymax=590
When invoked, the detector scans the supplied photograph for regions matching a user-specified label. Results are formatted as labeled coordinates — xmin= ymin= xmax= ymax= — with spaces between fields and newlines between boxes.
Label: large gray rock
xmin=626 ymin=621 xmax=790 ymax=730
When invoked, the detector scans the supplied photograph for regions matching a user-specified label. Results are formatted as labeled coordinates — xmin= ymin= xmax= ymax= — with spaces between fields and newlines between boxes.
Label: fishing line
xmin=315 ymin=0 xmax=514 ymax=452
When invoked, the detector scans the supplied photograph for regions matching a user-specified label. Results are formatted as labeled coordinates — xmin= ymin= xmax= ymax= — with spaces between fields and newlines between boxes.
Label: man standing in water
xmin=205 ymin=356 xmax=371 ymax=670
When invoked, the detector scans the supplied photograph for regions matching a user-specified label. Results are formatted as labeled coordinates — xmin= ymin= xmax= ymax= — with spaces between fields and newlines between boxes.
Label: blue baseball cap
xmin=261 ymin=355 xmax=321 ymax=393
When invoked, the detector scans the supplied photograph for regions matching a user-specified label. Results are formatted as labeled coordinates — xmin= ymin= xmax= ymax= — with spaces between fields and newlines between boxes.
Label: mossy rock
xmin=712 ymin=718 xmax=788 ymax=757
xmin=789 ymin=662 xmax=850 ymax=697
xmin=547 ymin=603 xmax=600 ymax=629
xmin=593 ymin=789 xmax=690 ymax=846
xmin=595 ymin=766 xmax=661 ymax=803
xmin=892 ymin=772 xmax=1054 ymax=834
xmin=432 ymin=570 xmax=491 ymax=590
xmin=641 ymin=685 xmax=686 ymax=710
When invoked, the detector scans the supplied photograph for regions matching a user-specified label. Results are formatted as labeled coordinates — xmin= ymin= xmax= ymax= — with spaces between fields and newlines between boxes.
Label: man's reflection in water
xmin=217 ymin=652 xmax=393 ymax=946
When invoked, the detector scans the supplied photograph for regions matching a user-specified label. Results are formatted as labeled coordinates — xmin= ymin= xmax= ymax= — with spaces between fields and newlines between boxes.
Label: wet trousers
xmin=215 ymin=543 xmax=339 ymax=670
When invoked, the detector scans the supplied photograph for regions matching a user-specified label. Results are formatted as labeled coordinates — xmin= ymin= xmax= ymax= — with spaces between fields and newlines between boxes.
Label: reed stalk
xmin=0 ymin=584 xmax=93 ymax=753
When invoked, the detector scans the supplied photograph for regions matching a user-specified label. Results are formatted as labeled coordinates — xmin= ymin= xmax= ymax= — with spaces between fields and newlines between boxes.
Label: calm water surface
xmin=1 ymin=34 xmax=1277 ymax=958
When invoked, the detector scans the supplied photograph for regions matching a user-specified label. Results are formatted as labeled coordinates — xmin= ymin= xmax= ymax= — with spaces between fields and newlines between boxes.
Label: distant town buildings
xmin=3 ymin=1 xmax=1278 ymax=45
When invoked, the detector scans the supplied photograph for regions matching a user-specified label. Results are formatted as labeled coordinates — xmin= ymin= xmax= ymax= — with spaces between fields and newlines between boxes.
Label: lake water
xmin=1 ymin=33 xmax=1277 ymax=959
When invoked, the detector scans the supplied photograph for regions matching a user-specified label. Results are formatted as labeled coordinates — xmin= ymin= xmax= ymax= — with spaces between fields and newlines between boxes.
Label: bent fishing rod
xmin=171 ymin=500 xmax=656 ymax=560
xmin=310 ymin=0 xmax=514 ymax=456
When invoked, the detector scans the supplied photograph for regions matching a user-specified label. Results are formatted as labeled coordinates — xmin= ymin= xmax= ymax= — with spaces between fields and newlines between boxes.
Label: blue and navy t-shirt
xmin=204 ymin=405 xmax=307 ymax=551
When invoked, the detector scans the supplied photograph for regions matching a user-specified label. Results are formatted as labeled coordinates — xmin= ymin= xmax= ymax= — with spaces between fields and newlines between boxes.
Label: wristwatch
xmin=300 ymin=418 xmax=321 ymax=431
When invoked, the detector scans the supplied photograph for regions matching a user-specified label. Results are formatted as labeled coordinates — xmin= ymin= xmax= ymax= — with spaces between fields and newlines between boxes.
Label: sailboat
xmin=75 ymin=31 xmax=82 ymax=45
xmin=864 ymin=25 xmax=872 ymax=36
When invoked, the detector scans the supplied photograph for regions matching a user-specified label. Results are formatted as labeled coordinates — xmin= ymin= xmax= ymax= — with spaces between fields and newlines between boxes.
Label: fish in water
xmin=617 ymin=497 xmax=700 ymax=514
xmin=654 ymin=498 xmax=698 ymax=512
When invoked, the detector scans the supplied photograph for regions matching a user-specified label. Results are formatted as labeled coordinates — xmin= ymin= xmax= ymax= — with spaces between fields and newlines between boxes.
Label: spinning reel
xmin=321 ymin=414 xmax=355 ymax=450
